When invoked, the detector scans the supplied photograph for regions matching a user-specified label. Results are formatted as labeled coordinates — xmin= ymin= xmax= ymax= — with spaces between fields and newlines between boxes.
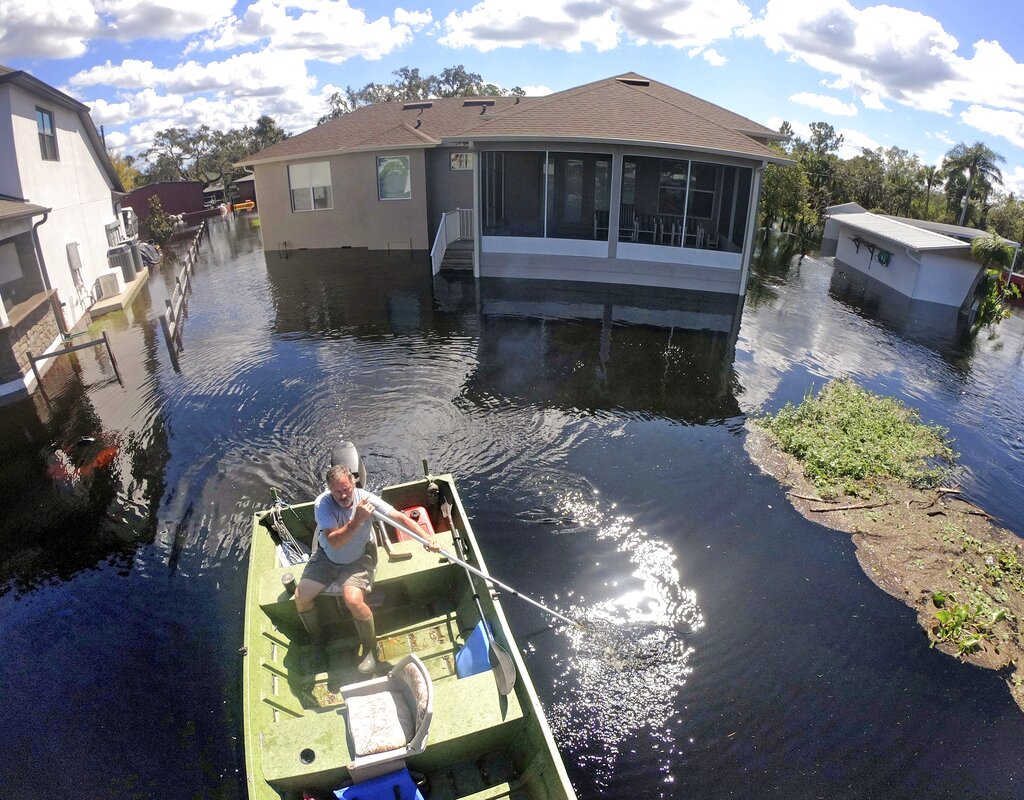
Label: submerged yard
xmin=749 ymin=380 xmax=1024 ymax=710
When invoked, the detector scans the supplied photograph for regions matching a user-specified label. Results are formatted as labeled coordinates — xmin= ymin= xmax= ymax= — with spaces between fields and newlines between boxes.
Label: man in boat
xmin=295 ymin=463 xmax=433 ymax=674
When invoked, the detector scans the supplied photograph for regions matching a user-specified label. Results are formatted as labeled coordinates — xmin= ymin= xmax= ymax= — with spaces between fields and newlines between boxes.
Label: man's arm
xmin=387 ymin=508 xmax=439 ymax=551
xmin=322 ymin=500 xmax=374 ymax=548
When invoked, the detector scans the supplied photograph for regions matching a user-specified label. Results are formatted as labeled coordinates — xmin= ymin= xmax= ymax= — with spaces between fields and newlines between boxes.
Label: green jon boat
xmin=242 ymin=457 xmax=577 ymax=800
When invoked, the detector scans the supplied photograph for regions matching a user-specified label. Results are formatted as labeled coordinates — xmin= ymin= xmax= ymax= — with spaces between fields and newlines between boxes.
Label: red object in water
xmin=398 ymin=506 xmax=435 ymax=540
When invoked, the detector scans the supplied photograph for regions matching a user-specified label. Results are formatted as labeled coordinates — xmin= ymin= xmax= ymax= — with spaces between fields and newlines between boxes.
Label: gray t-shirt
xmin=313 ymin=487 xmax=395 ymax=564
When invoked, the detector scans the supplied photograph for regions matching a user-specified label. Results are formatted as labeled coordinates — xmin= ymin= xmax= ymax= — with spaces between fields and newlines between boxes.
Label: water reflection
xmin=463 ymin=278 xmax=744 ymax=424
xmin=0 ymin=344 xmax=168 ymax=595
xmin=829 ymin=264 xmax=974 ymax=357
xmin=265 ymin=250 xmax=441 ymax=337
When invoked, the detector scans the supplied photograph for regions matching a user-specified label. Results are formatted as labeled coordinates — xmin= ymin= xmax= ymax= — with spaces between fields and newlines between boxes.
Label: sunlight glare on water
xmin=543 ymin=487 xmax=703 ymax=786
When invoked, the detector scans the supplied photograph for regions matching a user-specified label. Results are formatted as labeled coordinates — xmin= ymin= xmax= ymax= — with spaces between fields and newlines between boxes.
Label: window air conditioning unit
xmin=95 ymin=268 xmax=125 ymax=299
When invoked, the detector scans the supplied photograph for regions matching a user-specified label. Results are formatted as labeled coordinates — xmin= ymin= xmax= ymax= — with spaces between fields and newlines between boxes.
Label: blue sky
xmin=4 ymin=0 xmax=1024 ymax=191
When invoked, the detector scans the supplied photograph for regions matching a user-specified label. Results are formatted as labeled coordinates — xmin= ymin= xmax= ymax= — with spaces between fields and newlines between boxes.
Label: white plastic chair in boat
xmin=340 ymin=654 xmax=434 ymax=783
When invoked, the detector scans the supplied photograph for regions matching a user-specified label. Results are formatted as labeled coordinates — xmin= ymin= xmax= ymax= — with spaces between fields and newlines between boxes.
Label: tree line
xmin=110 ymin=114 xmax=289 ymax=192
xmin=760 ymin=122 xmax=1023 ymax=262
xmin=110 ymin=65 xmax=516 ymax=192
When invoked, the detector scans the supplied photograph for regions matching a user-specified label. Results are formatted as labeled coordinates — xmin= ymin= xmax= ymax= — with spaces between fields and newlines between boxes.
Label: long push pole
xmin=370 ymin=508 xmax=579 ymax=628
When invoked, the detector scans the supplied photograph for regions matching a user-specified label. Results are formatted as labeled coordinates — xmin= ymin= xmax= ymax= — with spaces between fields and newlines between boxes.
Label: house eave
xmin=237 ymin=142 xmax=435 ymax=169
xmin=442 ymin=134 xmax=793 ymax=165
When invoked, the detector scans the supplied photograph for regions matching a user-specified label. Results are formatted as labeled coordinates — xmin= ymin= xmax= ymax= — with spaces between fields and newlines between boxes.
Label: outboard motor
xmin=331 ymin=440 xmax=367 ymax=488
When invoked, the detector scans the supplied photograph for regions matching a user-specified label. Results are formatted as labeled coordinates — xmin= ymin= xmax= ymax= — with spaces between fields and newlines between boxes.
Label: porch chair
xmin=340 ymin=654 xmax=434 ymax=783
xmin=618 ymin=204 xmax=636 ymax=240
xmin=635 ymin=214 xmax=658 ymax=243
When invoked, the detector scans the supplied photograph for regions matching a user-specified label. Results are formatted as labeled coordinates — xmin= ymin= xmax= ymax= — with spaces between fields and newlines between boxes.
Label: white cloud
xmin=1002 ymin=166 xmax=1024 ymax=197
xmin=519 ymin=84 xmax=554 ymax=96
xmin=104 ymin=130 xmax=128 ymax=151
xmin=0 ymin=0 xmax=99 ymax=59
xmin=440 ymin=0 xmax=751 ymax=53
xmin=745 ymin=0 xmax=1024 ymax=118
xmin=700 ymin=47 xmax=727 ymax=66
xmin=96 ymin=0 xmax=236 ymax=40
xmin=836 ymin=126 xmax=882 ymax=158
xmin=789 ymin=92 xmax=857 ymax=116
xmin=198 ymin=0 xmax=414 ymax=63
xmin=71 ymin=51 xmax=316 ymax=98
xmin=393 ymin=7 xmax=433 ymax=29
xmin=960 ymin=105 xmax=1024 ymax=150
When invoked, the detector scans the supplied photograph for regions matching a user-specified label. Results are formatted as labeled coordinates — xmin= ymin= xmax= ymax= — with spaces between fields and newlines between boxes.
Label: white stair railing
xmin=430 ymin=208 xmax=474 ymax=275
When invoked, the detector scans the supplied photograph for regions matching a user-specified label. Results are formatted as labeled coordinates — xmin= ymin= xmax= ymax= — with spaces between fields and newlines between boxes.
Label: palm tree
xmin=942 ymin=141 xmax=1006 ymax=226
xmin=920 ymin=165 xmax=942 ymax=218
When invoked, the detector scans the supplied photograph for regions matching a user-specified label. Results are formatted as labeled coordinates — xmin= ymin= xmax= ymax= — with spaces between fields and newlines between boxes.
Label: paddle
xmin=441 ymin=499 xmax=516 ymax=696
xmin=368 ymin=507 xmax=581 ymax=628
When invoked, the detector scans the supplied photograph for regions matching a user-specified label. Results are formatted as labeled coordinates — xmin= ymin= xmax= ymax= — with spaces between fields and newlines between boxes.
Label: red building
xmin=123 ymin=181 xmax=204 ymax=225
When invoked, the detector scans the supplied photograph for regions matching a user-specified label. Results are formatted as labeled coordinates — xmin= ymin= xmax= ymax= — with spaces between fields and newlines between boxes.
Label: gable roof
xmin=240 ymin=73 xmax=791 ymax=167
xmin=0 ymin=65 xmax=125 ymax=193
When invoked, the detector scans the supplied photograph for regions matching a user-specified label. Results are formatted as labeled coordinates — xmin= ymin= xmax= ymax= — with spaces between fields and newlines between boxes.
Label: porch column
xmin=739 ymin=165 xmax=764 ymax=294
xmin=472 ymin=143 xmax=481 ymax=279
xmin=608 ymin=151 xmax=623 ymax=260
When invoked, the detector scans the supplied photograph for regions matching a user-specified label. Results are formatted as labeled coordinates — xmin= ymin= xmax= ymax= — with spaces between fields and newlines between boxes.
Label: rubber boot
xmin=354 ymin=615 xmax=378 ymax=675
xmin=297 ymin=604 xmax=323 ymax=643
xmin=298 ymin=604 xmax=328 ymax=673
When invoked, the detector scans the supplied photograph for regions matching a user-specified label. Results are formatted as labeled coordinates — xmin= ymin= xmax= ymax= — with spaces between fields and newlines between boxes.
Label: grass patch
xmin=760 ymin=379 xmax=954 ymax=498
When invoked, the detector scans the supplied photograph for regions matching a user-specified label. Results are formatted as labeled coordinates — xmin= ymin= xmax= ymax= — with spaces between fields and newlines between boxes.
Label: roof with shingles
xmin=240 ymin=73 xmax=790 ymax=166
xmin=0 ymin=197 xmax=51 ymax=222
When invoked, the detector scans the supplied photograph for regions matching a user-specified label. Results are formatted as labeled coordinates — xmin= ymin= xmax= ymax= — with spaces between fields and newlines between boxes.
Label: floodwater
xmin=1 ymin=217 xmax=1022 ymax=799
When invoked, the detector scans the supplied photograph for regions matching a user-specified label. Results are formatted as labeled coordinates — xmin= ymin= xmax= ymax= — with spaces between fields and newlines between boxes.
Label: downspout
xmin=31 ymin=211 xmax=51 ymax=291
xmin=31 ymin=210 xmax=68 ymax=335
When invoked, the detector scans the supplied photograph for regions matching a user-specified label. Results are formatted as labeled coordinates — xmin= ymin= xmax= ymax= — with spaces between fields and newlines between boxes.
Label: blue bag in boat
xmin=334 ymin=766 xmax=424 ymax=799
xmin=455 ymin=620 xmax=492 ymax=679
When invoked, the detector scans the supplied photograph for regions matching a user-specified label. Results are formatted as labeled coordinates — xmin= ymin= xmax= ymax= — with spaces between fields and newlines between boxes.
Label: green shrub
xmin=144 ymin=196 xmax=176 ymax=246
xmin=761 ymin=379 xmax=954 ymax=497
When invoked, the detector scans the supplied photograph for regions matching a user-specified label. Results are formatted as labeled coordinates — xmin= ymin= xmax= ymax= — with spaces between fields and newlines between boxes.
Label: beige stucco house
xmin=240 ymin=73 xmax=791 ymax=296
xmin=0 ymin=66 xmax=129 ymax=399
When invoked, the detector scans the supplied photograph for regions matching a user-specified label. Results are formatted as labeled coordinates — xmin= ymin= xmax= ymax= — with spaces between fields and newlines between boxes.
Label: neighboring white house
xmin=0 ymin=65 xmax=127 ymax=399
xmin=824 ymin=206 xmax=1011 ymax=311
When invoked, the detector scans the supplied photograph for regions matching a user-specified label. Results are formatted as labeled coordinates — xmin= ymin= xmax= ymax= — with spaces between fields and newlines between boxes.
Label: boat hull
xmin=242 ymin=474 xmax=576 ymax=800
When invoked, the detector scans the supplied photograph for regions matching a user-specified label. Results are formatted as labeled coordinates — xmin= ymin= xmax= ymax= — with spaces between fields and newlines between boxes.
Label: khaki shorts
xmin=301 ymin=543 xmax=377 ymax=592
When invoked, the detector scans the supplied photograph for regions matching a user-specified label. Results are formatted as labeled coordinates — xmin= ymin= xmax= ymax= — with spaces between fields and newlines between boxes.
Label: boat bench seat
xmin=257 ymin=531 xmax=456 ymax=623
xmin=410 ymin=669 xmax=525 ymax=773
xmin=259 ymin=655 xmax=525 ymax=793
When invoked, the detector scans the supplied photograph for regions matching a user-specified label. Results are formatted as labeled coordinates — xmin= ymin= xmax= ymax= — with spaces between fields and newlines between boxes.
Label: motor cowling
xmin=330 ymin=440 xmax=367 ymax=488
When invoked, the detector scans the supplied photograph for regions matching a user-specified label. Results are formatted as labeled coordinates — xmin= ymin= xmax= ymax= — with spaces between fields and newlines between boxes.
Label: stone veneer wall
xmin=0 ymin=293 xmax=59 ymax=384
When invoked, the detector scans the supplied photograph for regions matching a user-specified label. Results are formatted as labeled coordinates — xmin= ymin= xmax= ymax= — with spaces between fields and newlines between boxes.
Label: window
xmin=377 ymin=156 xmax=411 ymax=200
xmin=450 ymin=152 xmax=474 ymax=171
xmin=36 ymin=108 xmax=58 ymax=161
xmin=288 ymin=161 xmax=332 ymax=212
